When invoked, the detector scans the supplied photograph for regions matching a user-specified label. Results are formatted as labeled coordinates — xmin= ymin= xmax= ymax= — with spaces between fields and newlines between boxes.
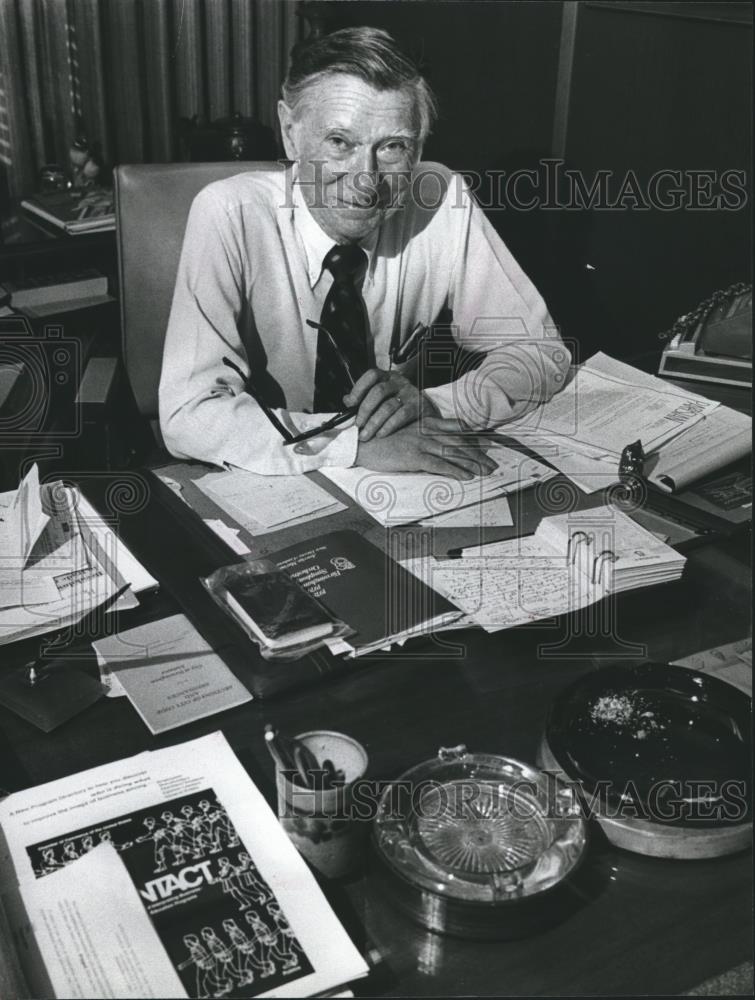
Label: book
xmin=0 ymin=733 xmax=369 ymax=998
xmin=0 ymin=267 xmax=108 ymax=308
xmin=20 ymin=189 xmax=115 ymax=235
xmin=270 ymin=529 xmax=461 ymax=655
xmin=224 ymin=570 xmax=336 ymax=650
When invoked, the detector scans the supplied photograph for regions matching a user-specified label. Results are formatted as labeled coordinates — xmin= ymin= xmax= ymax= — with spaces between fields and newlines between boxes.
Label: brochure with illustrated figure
xmin=0 ymin=733 xmax=368 ymax=999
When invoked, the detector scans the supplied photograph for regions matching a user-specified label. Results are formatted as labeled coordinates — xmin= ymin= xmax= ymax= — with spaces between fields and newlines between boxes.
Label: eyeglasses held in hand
xmin=222 ymin=355 xmax=357 ymax=447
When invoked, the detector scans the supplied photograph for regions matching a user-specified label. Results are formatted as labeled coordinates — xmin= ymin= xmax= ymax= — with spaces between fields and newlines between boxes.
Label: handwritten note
xmin=404 ymin=538 xmax=601 ymax=633
xmin=196 ymin=467 xmax=345 ymax=531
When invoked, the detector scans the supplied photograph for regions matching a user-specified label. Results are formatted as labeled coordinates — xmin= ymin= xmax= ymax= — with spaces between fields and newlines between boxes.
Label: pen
xmin=391 ymin=322 xmax=428 ymax=366
xmin=264 ymin=724 xmax=296 ymax=773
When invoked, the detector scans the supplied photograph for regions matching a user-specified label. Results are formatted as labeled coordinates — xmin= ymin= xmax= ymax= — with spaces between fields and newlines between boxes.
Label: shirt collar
xmin=290 ymin=173 xmax=379 ymax=289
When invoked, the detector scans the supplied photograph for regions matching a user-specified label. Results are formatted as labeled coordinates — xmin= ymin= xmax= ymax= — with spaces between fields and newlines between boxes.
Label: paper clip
xmin=567 ymin=530 xmax=591 ymax=565
xmin=591 ymin=549 xmax=618 ymax=586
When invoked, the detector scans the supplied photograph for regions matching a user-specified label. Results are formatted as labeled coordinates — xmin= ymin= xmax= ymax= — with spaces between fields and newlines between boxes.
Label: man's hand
xmin=344 ymin=368 xmax=437 ymax=442
xmin=355 ymin=418 xmax=498 ymax=480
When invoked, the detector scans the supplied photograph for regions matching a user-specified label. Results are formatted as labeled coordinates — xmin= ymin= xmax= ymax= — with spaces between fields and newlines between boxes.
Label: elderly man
xmin=159 ymin=27 xmax=569 ymax=478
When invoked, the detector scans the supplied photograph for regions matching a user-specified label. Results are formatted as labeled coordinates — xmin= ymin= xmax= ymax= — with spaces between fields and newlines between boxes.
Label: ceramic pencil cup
xmin=276 ymin=730 xmax=369 ymax=879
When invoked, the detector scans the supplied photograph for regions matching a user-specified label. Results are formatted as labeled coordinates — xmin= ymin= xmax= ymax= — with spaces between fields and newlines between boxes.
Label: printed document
xmin=644 ymin=405 xmax=751 ymax=492
xmin=0 ymin=732 xmax=368 ymax=999
xmin=505 ymin=352 xmax=719 ymax=462
xmin=20 ymin=843 xmax=184 ymax=998
xmin=92 ymin=614 xmax=252 ymax=733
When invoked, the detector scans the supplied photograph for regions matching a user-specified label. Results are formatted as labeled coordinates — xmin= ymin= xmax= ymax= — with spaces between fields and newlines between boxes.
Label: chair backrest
xmin=114 ymin=162 xmax=273 ymax=427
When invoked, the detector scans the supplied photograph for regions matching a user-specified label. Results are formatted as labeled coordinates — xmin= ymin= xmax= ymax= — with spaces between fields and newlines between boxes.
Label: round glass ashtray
xmin=370 ymin=746 xmax=588 ymax=937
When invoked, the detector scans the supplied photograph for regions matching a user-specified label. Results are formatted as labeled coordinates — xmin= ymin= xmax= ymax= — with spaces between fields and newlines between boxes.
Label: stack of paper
xmin=0 ymin=733 xmax=369 ymax=999
xmin=643 ymin=405 xmax=751 ymax=493
xmin=503 ymin=353 xmax=721 ymax=492
xmin=321 ymin=445 xmax=555 ymax=526
xmin=404 ymin=505 xmax=686 ymax=633
xmin=195 ymin=466 xmax=346 ymax=536
xmin=0 ymin=465 xmax=155 ymax=646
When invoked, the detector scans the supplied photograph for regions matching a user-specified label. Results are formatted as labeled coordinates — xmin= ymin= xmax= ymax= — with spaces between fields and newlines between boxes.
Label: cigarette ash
xmin=589 ymin=693 xmax=666 ymax=740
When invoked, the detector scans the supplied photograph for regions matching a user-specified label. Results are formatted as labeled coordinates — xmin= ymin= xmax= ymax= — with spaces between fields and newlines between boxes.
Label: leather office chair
xmin=114 ymin=162 xmax=273 ymax=445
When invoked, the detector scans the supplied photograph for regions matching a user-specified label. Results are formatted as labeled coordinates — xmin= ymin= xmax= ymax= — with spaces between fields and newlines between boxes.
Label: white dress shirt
xmin=159 ymin=162 xmax=570 ymax=475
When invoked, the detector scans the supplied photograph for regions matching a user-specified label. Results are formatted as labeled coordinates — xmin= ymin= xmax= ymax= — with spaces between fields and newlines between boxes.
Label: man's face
xmin=279 ymin=74 xmax=421 ymax=244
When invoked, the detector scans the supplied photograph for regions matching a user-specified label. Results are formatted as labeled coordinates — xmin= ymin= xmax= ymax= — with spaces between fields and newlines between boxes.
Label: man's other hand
xmin=344 ymin=369 xmax=437 ymax=441
xmin=355 ymin=419 xmax=498 ymax=480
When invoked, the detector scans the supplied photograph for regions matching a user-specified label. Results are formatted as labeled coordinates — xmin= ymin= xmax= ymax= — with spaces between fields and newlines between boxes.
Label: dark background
xmin=314 ymin=0 xmax=752 ymax=362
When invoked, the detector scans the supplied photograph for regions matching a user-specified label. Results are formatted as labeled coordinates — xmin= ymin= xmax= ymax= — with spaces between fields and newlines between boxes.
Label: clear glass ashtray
xmin=372 ymin=746 xmax=588 ymax=905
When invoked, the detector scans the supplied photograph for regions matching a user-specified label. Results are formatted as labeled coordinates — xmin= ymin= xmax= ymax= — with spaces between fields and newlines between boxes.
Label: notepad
xmin=195 ymin=466 xmax=345 ymax=532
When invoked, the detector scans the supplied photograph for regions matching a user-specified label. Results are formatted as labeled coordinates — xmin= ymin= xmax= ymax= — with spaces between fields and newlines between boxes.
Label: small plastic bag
xmin=201 ymin=558 xmax=354 ymax=661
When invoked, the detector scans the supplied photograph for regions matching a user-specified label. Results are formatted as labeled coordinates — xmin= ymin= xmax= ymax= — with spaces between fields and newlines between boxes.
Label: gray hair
xmin=282 ymin=27 xmax=438 ymax=141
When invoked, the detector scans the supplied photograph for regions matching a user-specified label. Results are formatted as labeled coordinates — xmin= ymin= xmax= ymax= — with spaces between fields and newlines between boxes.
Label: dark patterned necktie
xmin=313 ymin=243 xmax=369 ymax=412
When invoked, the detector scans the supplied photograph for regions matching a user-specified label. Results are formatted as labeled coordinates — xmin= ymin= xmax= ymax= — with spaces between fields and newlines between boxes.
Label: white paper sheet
xmin=0 ymin=464 xmax=50 ymax=567
xmin=645 ymin=405 xmax=751 ymax=492
xmin=196 ymin=468 xmax=345 ymax=531
xmin=203 ymin=518 xmax=252 ymax=555
xmin=322 ymin=446 xmax=554 ymax=526
xmin=439 ymin=503 xmax=686 ymax=632
xmin=0 ymin=571 xmax=59 ymax=609
xmin=23 ymin=844 xmax=186 ymax=999
xmin=0 ymin=492 xmax=122 ymax=645
xmin=505 ymin=352 xmax=719 ymax=460
xmin=92 ymin=614 xmax=253 ymax=733
xmin=418 ymin=495 xmax=513 ymax=528
xmin=672 ymin=637 xmax=752 ymax=696
xmin=404 ymin=537 xmax=602 ymax=632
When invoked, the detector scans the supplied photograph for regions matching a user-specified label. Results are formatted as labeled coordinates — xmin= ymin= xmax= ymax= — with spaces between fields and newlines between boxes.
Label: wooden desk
xmin=0 ymin=473 xmax=751 ymax=997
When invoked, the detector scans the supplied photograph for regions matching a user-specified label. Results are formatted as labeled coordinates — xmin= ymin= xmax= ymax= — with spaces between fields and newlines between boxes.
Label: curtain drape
xmin=0 ymin=0 xmax=300 ymax=201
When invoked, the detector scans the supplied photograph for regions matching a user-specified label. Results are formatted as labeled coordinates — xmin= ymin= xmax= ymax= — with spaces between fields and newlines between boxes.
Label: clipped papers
xmin=405 ymin=505 xmax=686 ymax=633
